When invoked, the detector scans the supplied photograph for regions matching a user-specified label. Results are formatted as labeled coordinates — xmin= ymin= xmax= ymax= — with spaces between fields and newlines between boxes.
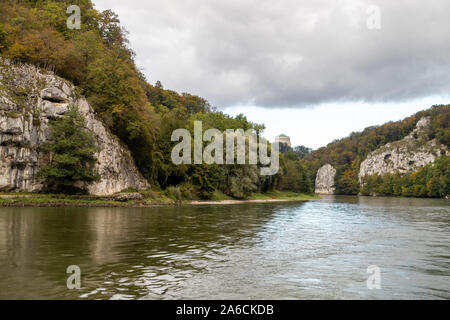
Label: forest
xmin=0 ymin=0 xmax=311 ymax=199
xmin=300 ymin=105 xmax=449 ymax=197
xmin=360 ymin=156 xmax=449 ymax=198
xmin=0 ymin=0 xmax=448 ymax=199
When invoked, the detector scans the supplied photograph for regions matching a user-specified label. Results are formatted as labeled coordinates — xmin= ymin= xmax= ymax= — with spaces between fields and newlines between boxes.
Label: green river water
xmin=0 ymin=195 xmax=449 ymax=299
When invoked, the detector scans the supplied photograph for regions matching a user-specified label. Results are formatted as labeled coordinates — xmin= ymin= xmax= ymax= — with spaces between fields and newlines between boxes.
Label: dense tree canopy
xmin=302 ymin=105 xmax=449 ymax=197
xmin=360 ymin=156 xmax=449 ymax=198
xmin=2 ymin=1 xmax=446 ymax=199
xmin=0 ymin=0 xmax=312 ymax=199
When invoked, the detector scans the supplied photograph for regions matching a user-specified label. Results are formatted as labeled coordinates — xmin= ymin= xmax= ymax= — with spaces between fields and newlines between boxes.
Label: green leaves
xmin=279 ymin=159 xmax=311 ymax=194
xmin=0 ymin=24 xmax=7 ymax=51
xmin=0 ymin=0 xmax=314 ymax=199
xmin=39 ymin=106 xmax=100 ymax=193
xmin=360 ymin=156 xmax=449 ymax=198
xmin=305 ymin=105 xmax=449 ymax=196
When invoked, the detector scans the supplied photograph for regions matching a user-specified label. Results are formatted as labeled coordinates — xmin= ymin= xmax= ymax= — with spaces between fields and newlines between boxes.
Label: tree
xmin=221 ymin=165 xmax=259 ymax=199
xmin=39 ymin=106 xmax=100 ymax=193
xmin=293 ymin=145 xmax=313 ymax=159
xmin=337 ymin=168 xmax=360 ymax=195
xmin=279 ymin=142 xmax=292 ymax=154
xmin=98 ymin=10 xmax=128 ymax=48
xmin=155 ymin=80 xmax=163 ymax=89
xmin=36 ymin=1 xmax=67 ymax=33
xmin=279 ymin=159 xmax=311 ymax=193
xmin=85 ymin=53 xmax=147 ymax=109
xmin=0 ymin=24 xmax=7 ymax=51
xmin=183 ymin=93 xmax=211 ymax=114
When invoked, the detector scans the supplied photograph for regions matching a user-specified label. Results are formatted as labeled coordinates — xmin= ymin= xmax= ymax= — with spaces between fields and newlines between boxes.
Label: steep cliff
xmin=315 ymin=164 xmax=336 ymax=194
xmin=359 ymin=117 xmax=448 ymax=182
xmin=0 ymin=58 xmax=150 ymax=195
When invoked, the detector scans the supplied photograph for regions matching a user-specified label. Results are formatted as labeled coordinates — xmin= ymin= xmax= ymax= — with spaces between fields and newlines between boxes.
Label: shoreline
xmin=0 ymin=193 xmax=320 ymax=208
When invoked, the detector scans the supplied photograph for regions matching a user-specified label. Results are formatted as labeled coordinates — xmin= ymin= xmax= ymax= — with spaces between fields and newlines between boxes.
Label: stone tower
xmin=275 ymin=134 xmax=291 ymax=147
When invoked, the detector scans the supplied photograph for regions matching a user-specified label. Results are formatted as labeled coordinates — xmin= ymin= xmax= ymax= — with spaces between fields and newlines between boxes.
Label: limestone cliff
xmin=359 ymin=117 xmax=448 ymax=182
xmin=315 ymin=164 xmax=336 ymax=194
xmin=0 ymin=58 xmax=150 ymax=195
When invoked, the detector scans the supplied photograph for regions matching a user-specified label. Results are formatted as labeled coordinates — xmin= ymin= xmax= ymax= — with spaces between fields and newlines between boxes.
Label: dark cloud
xmin=95 ymin=0 xmax=450 ymax=108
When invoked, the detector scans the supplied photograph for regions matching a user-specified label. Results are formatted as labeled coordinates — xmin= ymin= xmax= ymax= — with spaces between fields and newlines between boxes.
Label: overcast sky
xmin=94 ymin=0 xmax=450 ymax=148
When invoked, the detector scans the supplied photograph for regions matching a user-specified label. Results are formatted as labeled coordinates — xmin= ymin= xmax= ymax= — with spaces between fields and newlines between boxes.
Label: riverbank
xmin=0 ymin=191 xmax=320 ymax=208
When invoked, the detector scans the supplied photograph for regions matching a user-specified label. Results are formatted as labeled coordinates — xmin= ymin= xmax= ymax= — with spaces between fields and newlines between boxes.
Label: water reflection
xmin=0 ymin=197 xmax=449 ymax=300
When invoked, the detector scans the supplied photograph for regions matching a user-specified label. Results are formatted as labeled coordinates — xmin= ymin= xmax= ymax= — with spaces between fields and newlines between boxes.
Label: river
xmin=0 ymin=196 xmax=449 ymax=300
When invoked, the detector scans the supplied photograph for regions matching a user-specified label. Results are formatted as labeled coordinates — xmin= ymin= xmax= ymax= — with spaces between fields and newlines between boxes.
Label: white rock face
xmin=359 ymin=117 xmax=448 ymax=182
xmin=315 ymin=164 xmax=336 ymax=194
xmin=0 ymin=58 xmax=150 ymax=195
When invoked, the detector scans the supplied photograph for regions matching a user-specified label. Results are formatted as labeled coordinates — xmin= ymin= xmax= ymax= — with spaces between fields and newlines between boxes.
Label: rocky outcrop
xmin=0 ymin=58 xmax=150 ymax=195
xmin=359 ymin=117 xmax=448 ymax=182
xmin=315 ymin=164 xmax=336 ymax=194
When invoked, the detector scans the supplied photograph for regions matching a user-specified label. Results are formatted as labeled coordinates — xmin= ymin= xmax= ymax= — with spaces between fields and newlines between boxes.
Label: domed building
xmin=275 ymin=134 xmax=291 ymax=147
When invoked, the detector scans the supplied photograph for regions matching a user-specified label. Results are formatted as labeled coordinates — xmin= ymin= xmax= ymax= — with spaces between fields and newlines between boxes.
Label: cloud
xmin=94 ymin=0 xmax=450 ymax=108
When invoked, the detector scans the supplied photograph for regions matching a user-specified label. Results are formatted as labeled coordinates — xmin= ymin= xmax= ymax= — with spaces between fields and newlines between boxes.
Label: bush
xmin=164 ymin=186 xmax=182 ymax=200
xmin=179 ymin=183 xmax=196 ymax=200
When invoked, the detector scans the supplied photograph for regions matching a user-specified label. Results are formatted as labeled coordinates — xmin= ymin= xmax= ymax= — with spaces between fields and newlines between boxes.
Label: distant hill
xmin=303 ymin=105 xmax=449 ymax=196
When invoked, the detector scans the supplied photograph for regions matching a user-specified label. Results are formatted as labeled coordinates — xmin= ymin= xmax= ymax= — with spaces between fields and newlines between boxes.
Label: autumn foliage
xmin=0 ymin=0 xmax=313 ymax=199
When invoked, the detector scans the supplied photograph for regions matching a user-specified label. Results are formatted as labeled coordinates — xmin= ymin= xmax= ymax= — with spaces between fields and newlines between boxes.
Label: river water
xmin=0 ymin=196 xmax=449 ymax=300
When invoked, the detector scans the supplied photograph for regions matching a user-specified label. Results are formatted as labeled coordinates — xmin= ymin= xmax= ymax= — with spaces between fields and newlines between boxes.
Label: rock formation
xmin=315 ymin=164 xmax=336 ymax=194
xmin=359 ymin=117 xmax=448 ymax=182
xmin=0 ymin=58 xmax=150 ymax=195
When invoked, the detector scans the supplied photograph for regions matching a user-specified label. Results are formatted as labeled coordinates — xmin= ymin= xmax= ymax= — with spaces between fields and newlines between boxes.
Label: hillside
xmin=1 ymin=1 xmax=447 ymax=199
xmin=0 ymin=58 xmax=149 ymax=195
xmin=0 ymin=0 xmax=312 ymax=199
xmin=0 ymin=0 xmax=212 ymax=187
xmin=304 ymin=105 xmax=449 ymax=197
